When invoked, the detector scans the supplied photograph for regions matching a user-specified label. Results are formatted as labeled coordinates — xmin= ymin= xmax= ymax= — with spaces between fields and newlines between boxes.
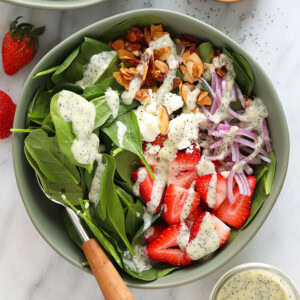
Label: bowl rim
xmin=12 ymin=8 xmax=290 ymax=289
xmin=1 ymin=0 xmax=107 ymax=10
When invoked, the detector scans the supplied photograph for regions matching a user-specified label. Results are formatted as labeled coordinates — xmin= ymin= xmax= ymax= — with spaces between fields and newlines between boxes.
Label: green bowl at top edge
xmin=1 ymin=0 xmax=107 ymax=10
xmin=12 ymin=9 xmax=290 ymax=289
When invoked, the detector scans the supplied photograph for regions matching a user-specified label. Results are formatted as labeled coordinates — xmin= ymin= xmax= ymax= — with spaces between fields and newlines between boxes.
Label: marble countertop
xmin=0 ymin=0 xmax=299 ymax=299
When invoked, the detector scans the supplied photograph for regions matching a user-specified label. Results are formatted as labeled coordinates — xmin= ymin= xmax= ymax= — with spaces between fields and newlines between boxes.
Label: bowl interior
xmin=12 ymin=9 xmax=289 ymax=289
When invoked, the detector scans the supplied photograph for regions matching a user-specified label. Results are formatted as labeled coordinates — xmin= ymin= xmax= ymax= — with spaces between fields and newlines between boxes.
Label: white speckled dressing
xmin=161 ymin=92 xmax=183 ymax=114
xmin=133 ymin=168 xmax=148 ymax=196
xmin=76 ymin=51 xmax=116 ymax=88
xmin=186 ymin=212 xmax=220 ymax=260
xmin=180 ymin=182 xmax=196 ymax=221
xmin=143 ymin=226 xmax=155 ymax=239
xmin=149 ymin=34 xmax=180 ymax=70
xmin=207 ymin=173 xmax=218 ymax=208
xmin=185 ymin=87 xmax=200 ymax=112
xmin=116 ymin=121 xmax=127 ymax=148
xmin=214 ymin=126 xmax=238 ymax=160
xmin=211 ymin=90 xmax=232 ymax=124
xmin=239 ymin=97 xmax=268 ymax=133
xmin=216 ymin=269 xmax=297 ymax=300
xmin=156 ymin=69 xmax=177 ymax=103
xmin=88 ymin=154 xmax=105 ymax=204
xmin=197 ymin=156 xmax=216 ymax=176
xmin=105 ymin=87 xmax=120 ymax=119
xmin=147 ymin=160 xmax=168 ymax=215
xmin=123 ymin=245 xmax=152 ymax=273
xmin=57 ymin=90 xmax=99 ymax=165
xmin=177 ymin=223 xmax=190 ymax=251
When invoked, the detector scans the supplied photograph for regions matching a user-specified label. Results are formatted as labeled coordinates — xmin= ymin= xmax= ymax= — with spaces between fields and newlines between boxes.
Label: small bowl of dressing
xmin=210 ymin=263 xmax=300 ymax=300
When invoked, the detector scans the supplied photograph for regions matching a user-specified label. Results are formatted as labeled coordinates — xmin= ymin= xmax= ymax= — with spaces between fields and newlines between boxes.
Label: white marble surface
xmin=0 ymin=0 xmax=299 ymax=299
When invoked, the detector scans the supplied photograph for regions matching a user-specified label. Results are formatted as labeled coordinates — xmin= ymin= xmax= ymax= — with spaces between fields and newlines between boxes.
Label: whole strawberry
xmin=2 ymin=17 xmax=45 ymax=75
xmin=0 ymin=91 xmax=16 ymax=139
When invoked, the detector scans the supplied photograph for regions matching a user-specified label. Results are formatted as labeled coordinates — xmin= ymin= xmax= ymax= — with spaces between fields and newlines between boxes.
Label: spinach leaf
xmin=83 ymin=76 xmax=124 ymax=101
xmin=24 ymin=129 xmax=80 ymax=185
xmin=264 ymin=151 xmax=276 ymax=195
xmin=223 ymin=47 xmax=254 ymax=97
xmin=101 ymin=111 xmax=155 ymax=179
xmin=112 ymin=148 xmax=140 ymax=184
xmin=41 ymin=113 xmax=55 ymax=134
xmin=52 ymin=46 xmax=81 ymax=84
xmin=100 ymin=15 xmax=166 ymax=42
xmin=27 ymin=88 xmax=51 ymax=125
xmin=90 ymin=96 xmax=112 ymax=129
xmin=50 ymin=92 xmax=92 ymax=172
xmin=97 ymin=154 xmax=134 ymax=256
xmin=227 ymin=228 xmax=239 ymax=243
xmin=198 ymin=41 xmax=215 ymax=63
xmin=11 ymin=128 xmax=38 ymax=133
xmin=255 ymin=164 xmax=268 ymax=183
xmin=26 ymin=89 xmax=39 ymax=128
xmin=116 ymin=186 xmax=144 ymax=238
xmin=115 ymin=179 xmax=134 ymax=195
xmin=50 ymin=83 xmax=83 ymax=95
xmin=241 ymin=175 xmax=267 ymax=229
xmin=33 ymin=65 xmax=60 ymax=78
xmin=24 ymin=147 xmax=83 ymax=205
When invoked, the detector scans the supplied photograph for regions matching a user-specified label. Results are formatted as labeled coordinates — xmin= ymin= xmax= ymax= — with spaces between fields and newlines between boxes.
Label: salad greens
xmin=13 ymin=15 xmax=276 ymax=282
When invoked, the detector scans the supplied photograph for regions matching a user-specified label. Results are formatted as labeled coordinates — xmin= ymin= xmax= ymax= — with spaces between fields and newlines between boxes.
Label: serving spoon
xmin=36 ymin=174 xmax=135 ymax=300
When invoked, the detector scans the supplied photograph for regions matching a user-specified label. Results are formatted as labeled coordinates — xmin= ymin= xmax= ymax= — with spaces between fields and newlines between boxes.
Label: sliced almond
xmin=113 ymin=72 xmax=130 ymax=91
xmin=151 ymin=85 xmax=158 ymax=93
xmin=152 ymin=31 xmax=167 ymax=40
xmin=144 ymin=27 xmax=152 ymax=45
xmin=150 ymin=24 xmax=163 ymax=38
xmin=135 ymin=89 xmax=150 ymax=103
xmin=179 ymin=64 xmax=195 ymax=83
xmin=125 ymin=28 xmax=143 ymax=43
xmin=154 ymin=46 xmax=171 ymax=61
xmin=120 ymin=67 xmax=139 ymax=81
xmin=125 ymin=43 xmax=142 ymax=52
xmin=173 ymin=77 xmax=182 ymax=90
xmin=188 ymin=52 xmax=202 ymax=65
xmin=197 ymin=91 xmax=212 ymax=106
xmin=175 ymin=38 xmax=193 ymax=46
xmin=111 ymin=39 xmax=125 ymax=51
xmin=158 ymin=106 xmax=169 ymax=134
xmin=154 ymin=60 xmax=169 ymax=74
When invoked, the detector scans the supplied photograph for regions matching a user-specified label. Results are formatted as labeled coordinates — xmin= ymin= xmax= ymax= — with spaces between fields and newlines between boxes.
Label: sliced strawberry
xmin=146 ymin=224 xmax=193 ymax=266
xmin=185 ymin=206 xmax=203 ymax=230
xmin=141 ymin=143 xmax=159 ymax=167
xmin=151 ymin=134 xmax=168 ymax=147
xmin=215 ymin=176 xmax=256 ymax=228
xmin=163 ymin=184 xmax=200 ymax=225
xmin=132 ymin=167 xmax=164 ymax=213
xmin=168 ymin=145 xmax=201 ymax=189
xmin=196 ymin=174 xmax=227 ymax=210
xmin=143 ymin=223 xmax=168 ymax=243
xmin=184 ymin=212 xmax=230 ymax=260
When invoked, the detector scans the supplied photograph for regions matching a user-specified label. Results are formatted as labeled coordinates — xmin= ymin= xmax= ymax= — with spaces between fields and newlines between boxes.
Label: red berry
xmin=0 ymin=91 xmax=16 ymax=139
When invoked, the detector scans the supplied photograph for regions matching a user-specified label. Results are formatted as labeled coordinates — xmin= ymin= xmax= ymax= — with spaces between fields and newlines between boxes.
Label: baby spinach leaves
xmin=223 ymin=47 xmax=254 ymax=97
xmin=102 ymin=111 xmax=155 ymax=179
xmin=198 ymin=41 xmax=215 ymax=63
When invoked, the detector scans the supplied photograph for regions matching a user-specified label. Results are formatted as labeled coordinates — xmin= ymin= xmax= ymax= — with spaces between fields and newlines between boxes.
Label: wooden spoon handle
xmin=82 ymin=238 xmax=135 ymax=300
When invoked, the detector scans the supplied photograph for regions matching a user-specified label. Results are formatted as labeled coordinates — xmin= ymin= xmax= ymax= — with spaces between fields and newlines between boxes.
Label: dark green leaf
xmin=100 ymin=15 xmax=166 ymax=42
xmin=198 ymin=41 xmax=215 ymax=63
xmin=264 ymin=151 xmax=276 ymax=195
xmin=91 ymin=96 xmax=111 ymax=129
xmin=33 ymin=66 xmax=60 ymax=78
xmin=41 ymin=113 xmax=55 ymax=134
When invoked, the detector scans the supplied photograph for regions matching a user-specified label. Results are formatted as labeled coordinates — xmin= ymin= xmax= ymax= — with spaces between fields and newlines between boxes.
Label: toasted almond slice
xmin=113 ymin=72 xmax=130 ymax=91
xmin=216 ymin=67 xmax=227 ymax=78
xmin=150 ymin=24 xmax=163 ymax=38
xmin=158 ymin=106 xmax=169 ymax=134
xmin=153 ymin=46 xmax=171 ymax=61
xmin=154 ymin=60 xmax=169 ymax=74
xmin=152 ymin=31 xmax=167 ymax=40
xmin=125 ymin=43 xmax=142 ymax=52
xmin=117 ymin=49 xmax=136 ymax=59
xmin=182 ymin=50 xmax=191 ymax=65
xmin=175 ymin=38 xmax=193 ymax=46
xmin=180 ymin=83 xmax=191 ymax=102
xmin=197 ymin=91 xmax=212 ymax=106
xmin=135 ymin=89 xmax=150 ymax=103
xmin=188 ymin=52 xmax=202 ymax=65
xmin=144 ymin=27 xmax=152 ymax=45
xmin=151 ymin=85 xmax=158 ymax=93
xmin=111 ymin=39 xmax=125 ymax=51
xmin=192 ymin=63 xmax=204 ymax=79
xmin=173 ymin=77 xmax=182 ymax=90
xmin=179 ymin=64 xmax=195 ymax=83
xmin=125 ymin=28 xmax=143 ymax=43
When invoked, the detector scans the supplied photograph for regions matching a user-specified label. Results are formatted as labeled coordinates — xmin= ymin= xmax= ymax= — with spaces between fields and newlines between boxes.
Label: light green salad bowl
xmin=1 ymin=0 xmax=107 ymax=10
xmin=12 ymin=9 xmax=289 ymax=289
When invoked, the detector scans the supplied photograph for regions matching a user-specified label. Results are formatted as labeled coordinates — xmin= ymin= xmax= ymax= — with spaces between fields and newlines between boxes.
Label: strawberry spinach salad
xmin=14 ymin=16 xmax=276 ymax=281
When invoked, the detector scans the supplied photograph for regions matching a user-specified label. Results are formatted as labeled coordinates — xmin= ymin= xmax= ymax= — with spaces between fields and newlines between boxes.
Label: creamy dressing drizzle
xmin=186 ymin=212 xmax=220 ymax=260
xmin=88 ymin=154 xmax=105 ymax=205
xmin=105 ymin=87 xmax=120 ymax=119
xmin=217 ymin=269 xmax=297 ymax=300
xmin=76 ymin=51 xmax=116 ymax=88
xmin=57 ymin=90 xmax=99 ymax=165
xmin=197 ymin=156 xmax=216 ymax=176
xmin=207 ymin=173 xmax=218 ymax=208
xmin=149 ymin=34 xmax=180 ymax=70
xmin=133 ymin=168 xmax=148 ymax=196
xmin=123 ymin=245 xmax=152 ymax=273
xmin=177 ymin=223 xmax=190 ymax=251
xmin=116 ymin=121 xmax=127 ymax=148
xmin=156 ymin=69 xmax=177 ymax=103
xmin=180 ymin=182 xmax=196 ymax=221
xmin=185 ymin=87 xmax=201 ymax=112
xmin=143 ymin=226 xmax=155 ymax=239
